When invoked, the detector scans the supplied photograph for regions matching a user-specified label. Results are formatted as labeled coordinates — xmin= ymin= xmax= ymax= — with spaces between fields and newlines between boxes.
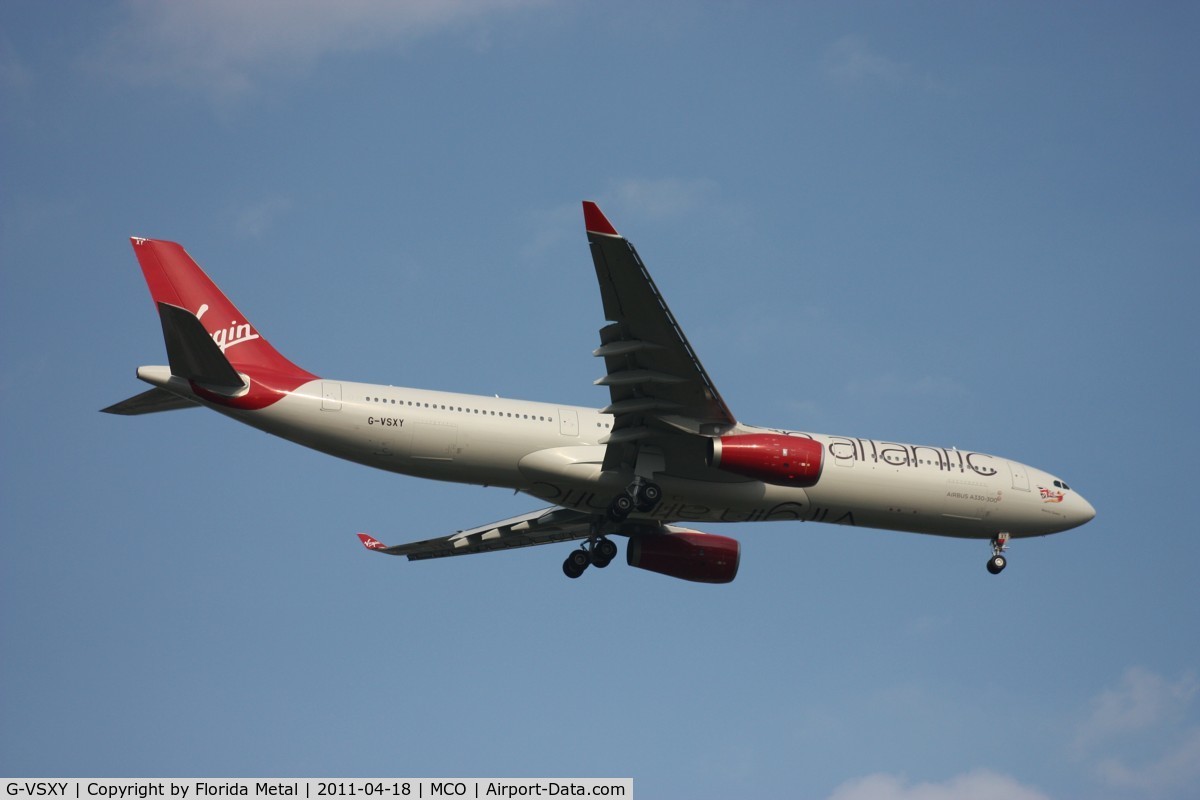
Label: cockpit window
xmin=1053 ymin=480 xmax=1072 ymax=491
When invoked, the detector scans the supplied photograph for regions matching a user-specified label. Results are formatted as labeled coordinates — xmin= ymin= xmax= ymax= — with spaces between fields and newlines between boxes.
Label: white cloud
xmin=823 ymin=36 xmax=911 ymax=87
xmin=1075 ymin=667 xmax=1197 ymax=749
xmin=822 ymin=35 xmax=944 ymax=93
xmin=520 ymin=200 xmax=580 ymax=259
xmin=1094 ymin=728 xmax=1200 ymax=794
xmin=606 ymin=177 xmax=719 ymax=222
xmin=0 ymin=36 xmax=33 ymax=94
xmin=88 ymin=0 xmax=544 ymax=100
xmin=234 ymin=195 xmax=294 ymax=238
xmin=825 ymin=770 xmax=1053 ymax=800
xmin=1074 ymin=668 xmax=1200 ymax=795
xmin=520 ymin=178 xmax=722 ymax=261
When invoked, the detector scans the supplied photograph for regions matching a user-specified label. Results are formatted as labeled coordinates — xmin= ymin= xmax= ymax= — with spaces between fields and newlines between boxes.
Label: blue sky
xmin=2 ymin=2 xmax=1198 ymax=798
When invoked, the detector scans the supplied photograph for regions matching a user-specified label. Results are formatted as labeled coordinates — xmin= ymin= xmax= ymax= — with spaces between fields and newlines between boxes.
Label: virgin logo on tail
xmin=196 ymin=303 xmax=260 ymax=353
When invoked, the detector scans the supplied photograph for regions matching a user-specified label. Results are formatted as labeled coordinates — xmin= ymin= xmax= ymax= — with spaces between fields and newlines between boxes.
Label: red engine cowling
xmin=626 ymin=530 xmax=740 ymax=583
xmin=708 ymin=433 xmax=823 ymax=487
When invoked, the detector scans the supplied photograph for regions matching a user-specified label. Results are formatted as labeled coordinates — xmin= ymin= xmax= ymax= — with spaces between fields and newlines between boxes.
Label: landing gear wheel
xmin=634 ymin=481 xmax=662 ymax=512
xmin=608 ymin=492 xmax=635 ymax=522
xmin=987 ymin=532 xmax=1010 ymax=575
xmin=563 ymin=549 xmax=590 ymax=579
xmin=593 ymin=538 xmax=618 ymax=562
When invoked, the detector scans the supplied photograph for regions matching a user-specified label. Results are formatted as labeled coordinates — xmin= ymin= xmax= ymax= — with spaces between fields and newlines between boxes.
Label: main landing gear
xmin=564 ymin=480 xmax=662 ymax=579
xmin=986 ymin=532 xmax=1010 ymax=575
xmin=606 ymin=479 xmax=662 ymax=522
xmin=562 ymin=536 xmax=619 ymax=579
xmin=564 ymin=479 xmax=662 ymax=578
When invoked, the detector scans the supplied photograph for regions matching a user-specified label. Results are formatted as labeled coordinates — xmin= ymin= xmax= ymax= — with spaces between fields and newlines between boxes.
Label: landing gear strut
xmin=562 ymin=536 xmax=620 ymax=579
xmin=572 ymin=476 xmax=661 ymax=578
xmin=986 ymin=532 xmax=1010 ymax=575
xmin=606 ymin=479 xmax=662 ymax=521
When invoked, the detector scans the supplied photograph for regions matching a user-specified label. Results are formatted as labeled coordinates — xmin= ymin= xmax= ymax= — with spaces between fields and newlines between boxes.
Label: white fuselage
xmin=141 ymin=367 xmax=1095 ymax=541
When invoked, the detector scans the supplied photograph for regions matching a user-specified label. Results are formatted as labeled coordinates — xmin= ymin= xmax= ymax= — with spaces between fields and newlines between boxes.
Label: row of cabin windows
xmin=845 ymin=456 xmax=989 ymax=469
xmin=363 ymin=396 xmax=612 ymax=428
xmin=845 ymin=456 xmax=1069 ymax=486
xmin=365 ymin=396 xmax=567 ymax=424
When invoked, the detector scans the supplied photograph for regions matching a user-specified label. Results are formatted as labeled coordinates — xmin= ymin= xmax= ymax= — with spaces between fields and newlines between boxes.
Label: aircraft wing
xmin=357 ymin=506 xmax=596 ymax=561
xmin=584 ymin=202 xmax=738 ymax=474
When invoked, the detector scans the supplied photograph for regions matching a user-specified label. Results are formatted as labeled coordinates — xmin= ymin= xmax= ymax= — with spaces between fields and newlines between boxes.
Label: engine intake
xmin=709 ymin=433 xmax=823 ymax=488
xmin=626 ymin=529 xmax=740 ymax=583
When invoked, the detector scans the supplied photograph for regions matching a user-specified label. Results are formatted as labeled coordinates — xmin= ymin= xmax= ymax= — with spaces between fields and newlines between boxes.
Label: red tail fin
xmin=130 ymin=237 xmax=314 ymax=382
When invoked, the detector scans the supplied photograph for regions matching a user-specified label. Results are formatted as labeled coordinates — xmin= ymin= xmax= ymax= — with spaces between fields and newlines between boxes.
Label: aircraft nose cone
xmin=1072 ymin=493 xmax=1097 ymax=527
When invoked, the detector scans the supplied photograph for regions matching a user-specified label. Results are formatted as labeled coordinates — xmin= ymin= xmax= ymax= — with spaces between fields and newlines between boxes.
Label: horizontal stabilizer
xmin=101 ymin=387 xmax=200 ymax=415
xmin=157 ymin=302 xmax=245 ymax=388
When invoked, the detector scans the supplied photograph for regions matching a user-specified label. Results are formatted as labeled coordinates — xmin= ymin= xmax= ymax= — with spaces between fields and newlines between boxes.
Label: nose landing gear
xmin=986 ymin=532 xmax=1010 ymax=575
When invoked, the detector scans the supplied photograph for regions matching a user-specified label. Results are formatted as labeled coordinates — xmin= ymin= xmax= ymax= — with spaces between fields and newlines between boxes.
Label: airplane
xmin=104 ymin=201 xmax=1095 ymax=583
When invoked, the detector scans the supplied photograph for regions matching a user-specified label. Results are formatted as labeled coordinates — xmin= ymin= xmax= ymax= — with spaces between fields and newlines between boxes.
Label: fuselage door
xmin=559 ymin=409 xmax=579 ymax=437
xmin=828 ymin=439 xmax=856 ymax=467
xmin=1009 ymin=460 xmax=1031 ymax=491
xmin=322 ymin=382 xmax=342 ymax=411
xmin=412 ymin=421 xmax=458 ymax=461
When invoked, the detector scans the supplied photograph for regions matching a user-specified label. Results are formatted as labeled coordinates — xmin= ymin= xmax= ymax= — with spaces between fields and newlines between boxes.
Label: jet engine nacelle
xmin=708 ymin=433 xmax=823 ymax=488
xmin=626 ymin=529 xmax=740 ymax=583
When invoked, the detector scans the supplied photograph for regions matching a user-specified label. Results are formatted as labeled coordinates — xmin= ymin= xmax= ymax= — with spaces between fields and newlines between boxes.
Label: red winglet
xmin=583 ymin=201 xmax=619 ymax=236
xmin=357 ymin=533 xmax=387 ymax=550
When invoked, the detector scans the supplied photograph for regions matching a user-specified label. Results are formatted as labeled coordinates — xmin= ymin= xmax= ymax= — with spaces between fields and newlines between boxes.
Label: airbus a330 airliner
xmin=105 ymin=202 xmax=1095 ymax=582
